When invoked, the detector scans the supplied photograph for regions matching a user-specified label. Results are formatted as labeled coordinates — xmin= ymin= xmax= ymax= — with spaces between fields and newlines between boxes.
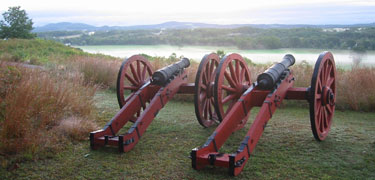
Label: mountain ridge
xmin=33 ymin=21 xmax=375 ymax=32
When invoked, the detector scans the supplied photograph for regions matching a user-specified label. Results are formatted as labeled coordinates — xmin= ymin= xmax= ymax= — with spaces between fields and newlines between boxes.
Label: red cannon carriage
xmin=90 ymin=51 xmax=336 ymax=176
xmin=191 ymin=51 xmax=336 ymax=175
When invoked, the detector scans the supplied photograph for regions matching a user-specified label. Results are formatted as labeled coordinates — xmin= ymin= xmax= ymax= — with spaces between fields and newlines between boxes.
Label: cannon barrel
xmin=257 ymin=54 xmax=295 ymax=90
xmin=151 ymin=58 xmax=190 ymax=86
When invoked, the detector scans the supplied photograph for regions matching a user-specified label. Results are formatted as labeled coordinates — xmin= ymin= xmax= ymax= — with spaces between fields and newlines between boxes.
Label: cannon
xmin=257 ymin=54 xmax=295 ymax=90
xmin=89 ymin=51 xmax=336 ymax=176
xmin=90 ymin=53 xmax=224 ymax=152
xmin=191 ymin=51 xmax=336 ymax=176
xmin=151 ymin=58 xmax=190 ymax=86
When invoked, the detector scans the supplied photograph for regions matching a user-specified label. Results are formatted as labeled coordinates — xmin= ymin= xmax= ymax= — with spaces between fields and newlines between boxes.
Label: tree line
xmin=38 ymin=27 xmax=375 ymax=51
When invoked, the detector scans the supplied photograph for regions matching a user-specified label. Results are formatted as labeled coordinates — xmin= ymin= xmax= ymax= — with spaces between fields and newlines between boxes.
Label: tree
xmin=0 ymin=6 xmax=35 ymax=39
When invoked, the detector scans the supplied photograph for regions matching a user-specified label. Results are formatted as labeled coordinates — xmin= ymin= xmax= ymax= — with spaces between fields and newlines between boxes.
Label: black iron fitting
xmin=208 ymin=153 xmax=224 ymax=165
xmin=138 ymin=93 xmax=145 ymax=109
xmin=203 ymin=132 xmax=218 ymax=152
xmin=208 ymin=154 xmax=216 ymax=165
xmin=158 ymin=93 xmax=164 ymax=107
xmin=154 ymin=109 xmax=159 ymax=117
xmin=238 ymin=136 xmax=251 ymax=157
xmin=191 ymin=149 xmax=197 ymax=169
xmin=238 ymin=99 xmax=248 ymax=116
xmin=118 ymin=135 xmax=124 ymax=153
xmin=264 ymin=100 xmax=273 ymax=118
xmin=263 ymin=121 xmax=268 ymax=130
xmin=109 ymin=124 xmax=115 ymax=136
xmin=89 ymin=133 xmax=95 ymax=149
xmin=104 ymin=135 xmax=109 ymax=145
xmin=124 ymin=138 xmax=135 ymax=145
xmin=235 ymin=157 xmax=246 ymax=167
xmin=128 ymin=121 xmax=141 ymax=139
xmin=229 ymin=155 xmax=236 ymax=176
xmin=274 ymin=95 xmax=281 ymax=107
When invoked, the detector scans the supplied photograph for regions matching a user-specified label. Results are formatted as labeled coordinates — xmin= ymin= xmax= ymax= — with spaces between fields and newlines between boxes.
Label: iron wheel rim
xmin=194 ymin=53 xmax=220 ymax=127
xmin=309 ymin=51 xmax=336 ymax=141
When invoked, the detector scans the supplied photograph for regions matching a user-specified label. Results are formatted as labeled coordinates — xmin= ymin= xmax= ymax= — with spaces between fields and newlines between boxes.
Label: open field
xmin=1 ymin=90 xmax=374 ymax=179
xmin=1 ymin=39 xmax=374 ymax=179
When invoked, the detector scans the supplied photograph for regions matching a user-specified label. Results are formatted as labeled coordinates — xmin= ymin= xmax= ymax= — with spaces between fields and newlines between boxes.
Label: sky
xmin=1 ymin=0 xmax=375 ymax=27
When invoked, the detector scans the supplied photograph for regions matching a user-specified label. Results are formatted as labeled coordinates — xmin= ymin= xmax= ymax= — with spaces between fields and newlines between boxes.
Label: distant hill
xmin=33 ymin=21 xmax=375 ymax=32
xmin=34 ymin=22 xmax=98 ymax=32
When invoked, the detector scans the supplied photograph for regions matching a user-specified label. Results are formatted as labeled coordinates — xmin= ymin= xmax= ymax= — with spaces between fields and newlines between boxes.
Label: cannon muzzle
xmin=257 ymin=54 xmax=295 ymax=90
xmin=151 ymin=58 xmax=190 ymax=86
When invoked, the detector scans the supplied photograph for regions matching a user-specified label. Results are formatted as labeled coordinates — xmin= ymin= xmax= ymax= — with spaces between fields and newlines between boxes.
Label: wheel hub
xmin=322 ymin=86 xmax=334 ymax=106
xmin=206 ymin=82 xmax=214 ymax=98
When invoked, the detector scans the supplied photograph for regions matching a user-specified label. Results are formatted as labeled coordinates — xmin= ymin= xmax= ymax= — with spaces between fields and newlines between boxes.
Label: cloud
xmin=2 ymin=0 xmax=374 ymax=26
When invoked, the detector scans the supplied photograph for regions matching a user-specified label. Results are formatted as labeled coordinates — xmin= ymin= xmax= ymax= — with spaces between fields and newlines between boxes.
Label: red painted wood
xmin=285 ymin=87 xmax=308 ymax=100
xmin=90 ymin=69 xmax=188 ymax=152
xmin=177 ymin=83 xmax=195 ymax=94
xmin=121 ymin=70 xmax=188 ymax=152
xmin=192 ymin=73 xmax=295 ymax=176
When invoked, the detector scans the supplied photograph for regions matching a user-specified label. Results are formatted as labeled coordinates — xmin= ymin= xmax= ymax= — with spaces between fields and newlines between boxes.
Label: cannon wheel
xmin=214 ymin=53 xmax=251 ymax=130
xmin=194 ymin=53 xmax=220 ymax=127
xmin=117 ymin=55 xmax=153 ymax=109
xmin=309 ymin=51 xmax=336 ymax=141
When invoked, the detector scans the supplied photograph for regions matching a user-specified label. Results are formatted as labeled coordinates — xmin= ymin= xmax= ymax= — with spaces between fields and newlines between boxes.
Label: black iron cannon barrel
xmin=257 ymin=54 xmax=295 ymax=90
xmin=151 ymin=58 xmax=190 ymax=86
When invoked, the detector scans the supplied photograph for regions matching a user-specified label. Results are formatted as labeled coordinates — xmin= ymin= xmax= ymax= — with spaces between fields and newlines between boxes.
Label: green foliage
xmin=216 ymin=49 xmax=225 ymax=58
xmin=0 ymin=6 xmax=35 ymax=39
xmin=0 ymin=39 xmax=87 ymax=63
xmin=38 ymin=27 xmax=375 ymax=51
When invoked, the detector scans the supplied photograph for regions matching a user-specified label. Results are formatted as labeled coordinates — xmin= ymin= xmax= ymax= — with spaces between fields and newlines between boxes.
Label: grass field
xmin=1 ymin=39 xmax=374 ymax=179
xmin=2 ymin=90 xmax=374 ymax=179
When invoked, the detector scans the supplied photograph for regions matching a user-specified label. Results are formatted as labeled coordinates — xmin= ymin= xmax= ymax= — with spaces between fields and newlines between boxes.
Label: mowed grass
xmin=1 ymin=90 xmax=375 ymax=179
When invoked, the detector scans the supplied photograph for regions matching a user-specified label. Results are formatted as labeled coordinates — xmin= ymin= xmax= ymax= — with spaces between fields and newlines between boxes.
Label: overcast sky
xmin=1 ymin=0 xmax=375 ymax=27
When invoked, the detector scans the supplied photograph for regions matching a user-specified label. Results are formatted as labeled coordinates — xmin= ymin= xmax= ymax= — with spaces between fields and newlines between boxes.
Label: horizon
xmin=34 ymin=21 xmax=375 ymax=28
xmin=1 ymin=0 xmax=375 ymax=27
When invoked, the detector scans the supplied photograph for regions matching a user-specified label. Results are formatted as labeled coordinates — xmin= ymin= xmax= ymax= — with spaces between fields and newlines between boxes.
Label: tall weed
xmin=69 ymin=56 xmax=120 ymax=90
xmin=0 ymin=64 xmax=97 ymax=156
xmin=336 ymin=67 xmax=375 ymax=111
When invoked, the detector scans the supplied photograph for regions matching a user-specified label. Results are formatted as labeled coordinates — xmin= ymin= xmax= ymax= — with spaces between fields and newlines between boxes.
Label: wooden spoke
xmin=214 ymin=53 xmax=251 ymax=131
xmin=224 ymin=71 xmax=237 ymax=88
xmin=222 ymin=94 xmax=236 ymax=104
xmin=129 ymin=63 xmax=140 ymax=83
xmin=222 ymin=85 xmax=237 ymax=93
xmin=117 ymin=55 xmax=153 ymax=110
